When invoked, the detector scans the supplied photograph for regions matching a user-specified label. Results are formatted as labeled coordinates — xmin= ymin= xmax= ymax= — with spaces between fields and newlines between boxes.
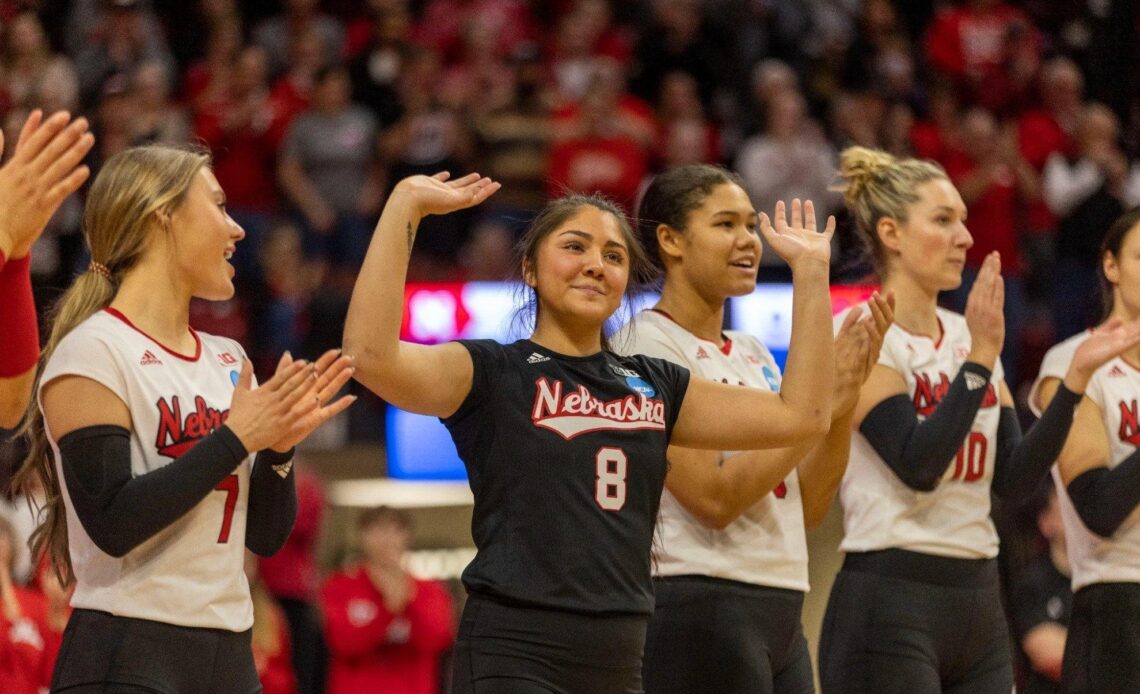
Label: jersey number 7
xmin=214 ymin=474 xmax=239 ymax=543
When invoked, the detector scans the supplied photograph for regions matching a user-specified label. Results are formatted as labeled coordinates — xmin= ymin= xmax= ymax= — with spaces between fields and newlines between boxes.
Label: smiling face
xmin=664 ymin=181 xmax=761 ymax=302
xmin=883 ymin=178 xmax=973 ymax=292
xmin=168 ymin=168 xmax=245 ymax=301
xmin=526 ymin=205 xmax=630 ymax=332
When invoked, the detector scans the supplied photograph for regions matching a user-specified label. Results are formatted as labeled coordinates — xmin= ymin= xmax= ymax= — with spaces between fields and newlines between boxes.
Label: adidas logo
xmin=1109 ymin=365 xmax=1126 ymax=377
xmin=696 ymin=346 xmax=711 ymax=360
xmin=526 ymin=352 xmax=549 ymax=364
xmin=964 ymin=372 xmax=988 ymax=391
xmin=272 ymin=459 xmax=294 ymax=479
xmin=140 ymin=350 xmax=162 ymax=366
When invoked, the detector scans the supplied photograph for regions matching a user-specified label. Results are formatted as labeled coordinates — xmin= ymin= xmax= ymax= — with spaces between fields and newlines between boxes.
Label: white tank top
xmin=835 ymin=305 xmax=1003 ymax=559
xmin=39 ymin=308 xmax=254 ymax=631
xmin=616 ymin=309 xmax=808 ymax=591
xmin=1058 ymin=355 xmax=1140 ymax=590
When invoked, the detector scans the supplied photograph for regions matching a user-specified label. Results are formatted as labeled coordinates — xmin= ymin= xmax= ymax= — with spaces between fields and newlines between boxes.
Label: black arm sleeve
xmin=1066 ymin=451 xmax=1140 ymax=538
xmin=858 ymin=362 xmax=992 ymax=492
xmin=58 ymin=424 xmax=248 ymax=558
xmin=991 ymin=384 xmax=1083 ymax=501
xmin=245 ymin=447 xmax=297 ymax=556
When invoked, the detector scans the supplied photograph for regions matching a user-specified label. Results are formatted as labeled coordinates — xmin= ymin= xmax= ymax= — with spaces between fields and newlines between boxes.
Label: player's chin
xmin=196 ymin=280 xmax=236 ymax=302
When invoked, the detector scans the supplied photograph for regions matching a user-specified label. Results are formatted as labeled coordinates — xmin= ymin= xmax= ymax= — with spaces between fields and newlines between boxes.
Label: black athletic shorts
xmin=1061 ymin=582 xmax=1140 ymax=694
xmin=450 ymin=593 xmax=648 ymax=694
xmin=51 ymin=608 xmax=260 ymax=693
xmin=818 ymin=549 xmax=1012 ymax=694
xmin=643 ymin=575 xmax=813 ymax=694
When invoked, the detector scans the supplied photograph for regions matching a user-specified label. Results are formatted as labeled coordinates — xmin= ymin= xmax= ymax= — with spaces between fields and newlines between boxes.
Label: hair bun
xmin=837 ymin=146 xmax=896 ymax=207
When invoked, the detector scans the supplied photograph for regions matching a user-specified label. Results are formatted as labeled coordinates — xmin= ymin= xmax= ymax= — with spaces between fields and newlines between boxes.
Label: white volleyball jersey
xmin=1027 ymin=331 xmax=1088 ymax=417
xmin=1057 ymin=356 xmax=1140 ymax=590
xmin=39 ymin=308 xmax=254 ymax=631
xmin=615 ymin=309 xmax=808 ymax=591
xmin=835 ymin=305 xmax=1003 ymax=559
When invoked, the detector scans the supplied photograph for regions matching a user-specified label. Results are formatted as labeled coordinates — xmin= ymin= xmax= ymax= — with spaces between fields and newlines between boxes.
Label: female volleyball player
xmin=818 ymin=147 xmax=1140 ymax=693
xmin=344 ymin=171 xmax=836 ymax=693
xmin=1031 ymin=207 xmax=1140 ymax=693
xmin=15 ymin=145 xmax=355 ymax=691
xmin=617 ymin=164 xmax=891 ymax=694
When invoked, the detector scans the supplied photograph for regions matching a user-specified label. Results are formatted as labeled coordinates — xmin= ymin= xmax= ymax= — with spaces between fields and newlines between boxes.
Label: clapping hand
xmin=833 ymin=292 xmax=895 ymax=416
xmin=965 ymin=252 xmax=1004 ymax=368
xmin=1065 ymin=318 xmax=1140 ymax=393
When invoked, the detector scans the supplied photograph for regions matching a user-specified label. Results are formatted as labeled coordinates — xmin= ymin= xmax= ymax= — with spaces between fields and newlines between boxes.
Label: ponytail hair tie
xmin=88 ymin=260 xmax=112 ymax=281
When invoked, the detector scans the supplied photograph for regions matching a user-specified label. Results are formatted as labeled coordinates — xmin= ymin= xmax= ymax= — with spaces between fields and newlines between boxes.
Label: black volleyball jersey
xmin=443 ymin=339 xmax=691 ymax=615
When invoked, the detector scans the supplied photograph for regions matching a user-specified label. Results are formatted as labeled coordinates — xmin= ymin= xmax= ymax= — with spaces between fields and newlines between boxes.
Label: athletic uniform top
xmin=1057 ymin=355 xmax=1140 ymax=590
xmin=834 ymin=305 xmax=1004 ymax=559
xmin=39 ymin=308 xmax=254 ymax=632
xmin=614 ymin=309 xmax=808 ymax=591
xmin=442 ymin=339 xmax=690 ymax=615
xmin=1027 ymin=331 xmax=1087 ymax=417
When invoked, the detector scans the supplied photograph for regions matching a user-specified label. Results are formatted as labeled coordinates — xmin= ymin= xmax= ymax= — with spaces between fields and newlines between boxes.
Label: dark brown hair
xmin=637 ymin=164 xmax=747 ymax=279
xmin=512 ymin=194 xmax=654 ymax=351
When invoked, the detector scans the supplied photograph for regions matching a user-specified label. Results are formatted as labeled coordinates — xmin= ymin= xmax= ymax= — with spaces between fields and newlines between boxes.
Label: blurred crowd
xmin=7 ymin=0 xmax=1137 ymax=398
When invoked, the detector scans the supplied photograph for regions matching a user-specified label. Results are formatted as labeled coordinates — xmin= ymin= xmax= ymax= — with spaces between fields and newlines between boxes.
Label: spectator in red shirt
xmin=194 ymin=46 xmax=288 ymax=286
xmin=0 ymin=516 xmax=49 ymax=694
xmin=321 ymin=507 xmax=455 ymax=694
xmin=924 ymin=0 xmax=1041 ymax=112
xmin=941 ymin=107 xmax=1040 ymax=387
xmin=547 ymin=64 xmax=652 ymax=213
xmin=34 ymin=558 xmax=72 ymax=687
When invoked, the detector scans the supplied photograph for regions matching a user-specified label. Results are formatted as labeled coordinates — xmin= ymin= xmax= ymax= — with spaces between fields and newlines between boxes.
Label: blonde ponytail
xmin=13 ymin=144 xmax=209 ymax=583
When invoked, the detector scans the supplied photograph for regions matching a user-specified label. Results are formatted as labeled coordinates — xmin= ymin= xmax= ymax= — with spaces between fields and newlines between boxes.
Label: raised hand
xmin=757 ymin=198 xmax=835 ymax=270
xmin=267 ymin=349 xmax=357 ymax=452
xmin=391 ymin=172 xmax=501 ymax=220
xmin=1065 ymin=318 xmax=1140 ymax=393
xmin=0 ymin=110 xmax=94 ymax=259
xmin=965 ymin=252 xmax=1004 ymax=368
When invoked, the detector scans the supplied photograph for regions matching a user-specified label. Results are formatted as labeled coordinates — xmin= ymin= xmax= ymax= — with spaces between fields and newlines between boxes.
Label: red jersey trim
xmin=649 ymin=308 xmax=733 ymax=355
xmin=894 ymin=317 xmax=945 ymax=350
xmin=104 ymin=307 xmax=202 ymax=362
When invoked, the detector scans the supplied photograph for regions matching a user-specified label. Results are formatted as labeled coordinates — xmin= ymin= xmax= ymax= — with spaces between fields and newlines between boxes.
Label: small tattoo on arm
xmin=406 ymin=222 xmax=415 ymax=255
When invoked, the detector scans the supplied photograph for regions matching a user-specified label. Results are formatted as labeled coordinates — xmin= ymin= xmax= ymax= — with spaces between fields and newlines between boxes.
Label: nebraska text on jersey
xmin=531 ymin=377 xmax=666 ymax=439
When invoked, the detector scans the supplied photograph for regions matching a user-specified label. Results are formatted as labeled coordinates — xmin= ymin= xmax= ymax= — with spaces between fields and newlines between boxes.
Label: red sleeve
xmin=320 ymin=572 xmax=396 ymax=659
xmin=405 ymin=580 xmax=456 ymax=654
xmin=0 ymin=255 xmax=40 ymax=377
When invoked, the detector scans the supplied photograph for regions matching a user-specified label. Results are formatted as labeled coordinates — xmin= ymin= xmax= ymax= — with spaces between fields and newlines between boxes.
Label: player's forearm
xmin=706 ymin=445 xmax=812 ymax=529
xmin=344 ymin=191 xmax=421 ymax=394
xmin=245 ymin=448 xmax=297 ymax=556
xmin=797 ymin=411 xmax=854 ymax=528
xmin=779 ymin=259 xmax=833 ymax=436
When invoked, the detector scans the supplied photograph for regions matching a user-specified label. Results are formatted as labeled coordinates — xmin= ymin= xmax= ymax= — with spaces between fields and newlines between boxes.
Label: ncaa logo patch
xmin=230 ymin=370 xmax=240 ymax=387
xmin=762 ymin=366 xmax=780 ymax=392
xmin=626 ymin=376 xmax=656 ymax=398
